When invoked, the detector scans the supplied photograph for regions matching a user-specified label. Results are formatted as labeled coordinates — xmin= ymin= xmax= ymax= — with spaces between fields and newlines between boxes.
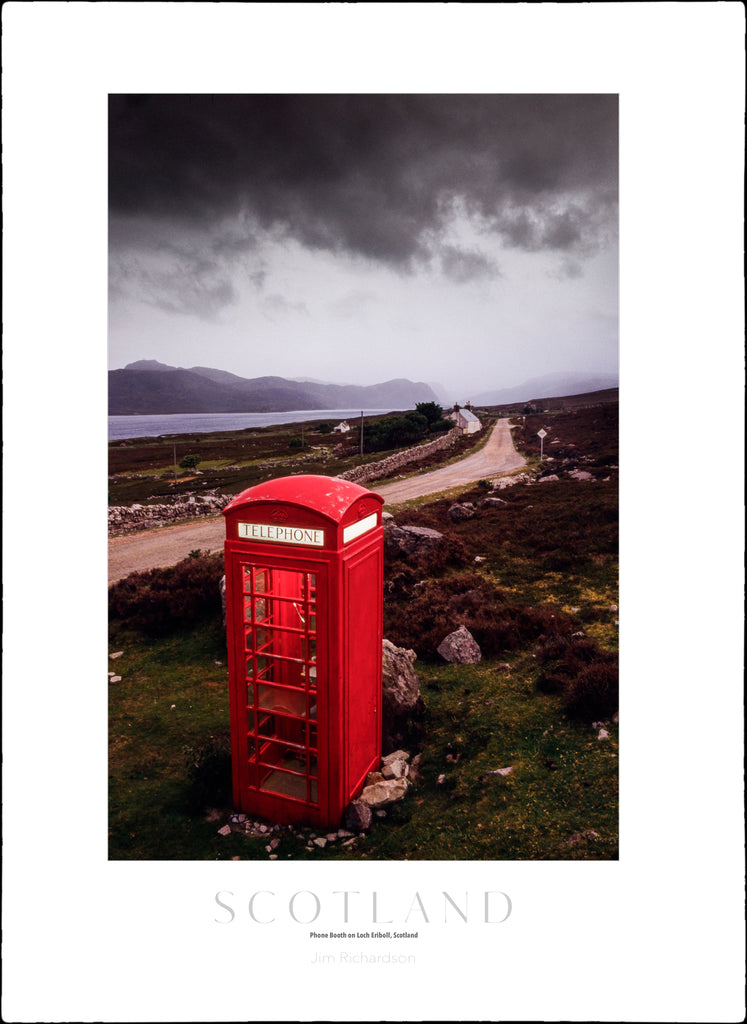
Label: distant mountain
xmin=124 ymin=359 xmax=179 ymax=373
xmin=289 ymin=376 xmax=350 ymax=386
xmin=109 ymin=361 xmax=440 ymax=415
xmin=471 ymin=371 xmax=619 ymax=407
xmin=426 ymin=380 xmax=452 ymax=406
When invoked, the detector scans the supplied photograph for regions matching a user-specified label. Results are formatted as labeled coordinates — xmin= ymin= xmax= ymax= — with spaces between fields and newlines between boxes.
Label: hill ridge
xmin=110 ymin=362 xmax=440 ymax=415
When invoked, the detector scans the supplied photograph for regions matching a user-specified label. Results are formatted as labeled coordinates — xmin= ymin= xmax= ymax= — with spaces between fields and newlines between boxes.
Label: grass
xmin=109 ymin=619 xmax=617 ymax=861
xmin=109 ymin=402 xmax=618 ymax=860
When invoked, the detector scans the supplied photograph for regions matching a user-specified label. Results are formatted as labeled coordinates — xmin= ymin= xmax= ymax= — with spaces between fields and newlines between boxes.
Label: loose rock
xmin=560 ymin=829 xmax=600 ymax=849
xmin=358 ymin=778 xmax=409 ymax=808
xmin=342 ymin=800 xmax=372 ymax=834
xmin=381 ymin=758 xmax=408 ymax=780
xmin=382 ymin=749 xmax=410 ymax=764
xmin=437 ymin=624 xmax=482 ymax=664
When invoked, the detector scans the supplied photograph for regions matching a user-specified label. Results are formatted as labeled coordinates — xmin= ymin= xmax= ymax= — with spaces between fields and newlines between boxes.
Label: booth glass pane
xmin=257 ymin=684 xmax=306 ymax=717
xmin=237 ymin=563 xmax=321 ymax=806
xmin=256 ymin=655 xmax=273 ymax=677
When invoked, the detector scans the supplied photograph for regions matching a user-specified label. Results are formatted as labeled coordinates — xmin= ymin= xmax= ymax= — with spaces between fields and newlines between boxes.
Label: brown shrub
xmin=564 ymin=661 xmax=619 ymax=722
xmin=535 ymin=635 xmax=618 ymax=721
xmin=109 ymin=552 xmax=224 ymax=636
xmin=383 ymin=571 xmax=577 ymax=661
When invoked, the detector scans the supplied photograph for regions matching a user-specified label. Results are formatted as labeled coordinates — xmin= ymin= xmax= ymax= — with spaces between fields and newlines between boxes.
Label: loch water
xmin=108 ymin=409 xmax=397 ymax=442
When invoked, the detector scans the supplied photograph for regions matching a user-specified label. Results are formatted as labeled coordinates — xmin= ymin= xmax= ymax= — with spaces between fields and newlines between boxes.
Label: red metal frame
xmin=223 ymin=475 xmax=384 ymax=827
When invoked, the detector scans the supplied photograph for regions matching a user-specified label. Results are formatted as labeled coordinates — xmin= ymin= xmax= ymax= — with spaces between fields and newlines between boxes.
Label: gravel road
xmin=108 ymin=418 xmax=524 ymax=584
xmin=375 ymin=417 xmax=525 ymax=504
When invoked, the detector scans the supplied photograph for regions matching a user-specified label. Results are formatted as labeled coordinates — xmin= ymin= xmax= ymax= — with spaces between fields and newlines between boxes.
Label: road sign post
xmin=537 ymin=427 xmax=547 ymax=460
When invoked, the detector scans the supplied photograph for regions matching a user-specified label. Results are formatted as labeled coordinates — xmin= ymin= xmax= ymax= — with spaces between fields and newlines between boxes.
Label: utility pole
xmin=173 ymin=444 xmax=178 ymax=482
xmin=359 ymin=411 xmax=364 ymax=457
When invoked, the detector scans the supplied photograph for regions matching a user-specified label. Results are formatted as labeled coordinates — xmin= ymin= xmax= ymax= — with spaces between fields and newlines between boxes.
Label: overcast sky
xmin=108 ymin=94 xmax=618 ymax=400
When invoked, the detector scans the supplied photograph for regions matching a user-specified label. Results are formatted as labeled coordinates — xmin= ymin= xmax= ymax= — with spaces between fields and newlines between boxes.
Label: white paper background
xmin=3 ymin=3 xmax=744 ymax=1021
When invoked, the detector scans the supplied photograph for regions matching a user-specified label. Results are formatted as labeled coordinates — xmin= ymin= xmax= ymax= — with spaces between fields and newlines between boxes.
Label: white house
xmin=448 ymin=405 xmax=481 ymax=435
xmin=333 ymin=420 xmax=351 ymax=434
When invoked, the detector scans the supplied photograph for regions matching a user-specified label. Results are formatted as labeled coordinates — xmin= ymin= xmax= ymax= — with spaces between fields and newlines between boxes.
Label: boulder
xmin=381 ymin=639 xmax=424 ymax=750
xmin=437 ymin=625 xmax=482 ymax=664
xmin=479 ymin=496 xmax=508 ymax=508
xmin=384 ymin=524 xmax=444 ymax=555
xmin=382 ymin=641 xmax=420 ymax=715
xmin=447 ymin=503 xmax=476 ymax=522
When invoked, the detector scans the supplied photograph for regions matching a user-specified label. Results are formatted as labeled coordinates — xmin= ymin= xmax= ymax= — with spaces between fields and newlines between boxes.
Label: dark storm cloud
xmin=260 ymin=294 xmax=309 ymax=321
xmin=109 ymin=94 xmax=618 ymax=269
xmin=440 ymin=245 xmax=499 ymax=284
xmin=109 ymin=241 xmax=239 ymax=320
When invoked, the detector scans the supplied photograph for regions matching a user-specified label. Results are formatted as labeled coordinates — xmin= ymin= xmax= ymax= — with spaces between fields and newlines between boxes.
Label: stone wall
xmin=108 ymin=494 xmax=231 ymax=535
xmin=337 ymin=428 xmax=461 ymax=486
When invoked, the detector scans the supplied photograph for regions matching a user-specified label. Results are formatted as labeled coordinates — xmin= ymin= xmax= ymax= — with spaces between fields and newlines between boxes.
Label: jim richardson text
xmin=311 ymin=950 xmax=415 ymax=964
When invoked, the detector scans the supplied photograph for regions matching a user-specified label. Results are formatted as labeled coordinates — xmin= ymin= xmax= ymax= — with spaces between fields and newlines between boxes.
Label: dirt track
xmin=108 ymin=418 xmax=524 ymax=584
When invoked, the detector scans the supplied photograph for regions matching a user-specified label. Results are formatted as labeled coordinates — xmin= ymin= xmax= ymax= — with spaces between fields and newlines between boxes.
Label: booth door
xmin=236 ymin=562 xmax=323 ymax=808
xmin=344 ymin=547 xmax=382 ymax=793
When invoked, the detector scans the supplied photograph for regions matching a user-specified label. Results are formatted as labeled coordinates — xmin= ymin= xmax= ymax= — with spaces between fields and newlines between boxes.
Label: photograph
xmin=107 ymin=92 xmax=620 ymax=862
xmin=4 ymin=5 xmax=743 ymax=1022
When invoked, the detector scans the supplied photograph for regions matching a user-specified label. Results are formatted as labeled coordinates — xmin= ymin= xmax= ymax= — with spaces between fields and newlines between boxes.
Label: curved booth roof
xmin=223 ymin=474 xmax=383 ymax=525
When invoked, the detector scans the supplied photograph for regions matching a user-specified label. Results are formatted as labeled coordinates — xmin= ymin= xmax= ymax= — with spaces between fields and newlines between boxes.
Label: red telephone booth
xmin=222 ymin=475 xmax=385 ymax=827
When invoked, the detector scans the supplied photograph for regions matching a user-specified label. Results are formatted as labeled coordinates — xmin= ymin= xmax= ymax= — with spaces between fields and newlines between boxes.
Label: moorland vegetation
xmin=109 ymin=400 xmax=618 ymax=861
